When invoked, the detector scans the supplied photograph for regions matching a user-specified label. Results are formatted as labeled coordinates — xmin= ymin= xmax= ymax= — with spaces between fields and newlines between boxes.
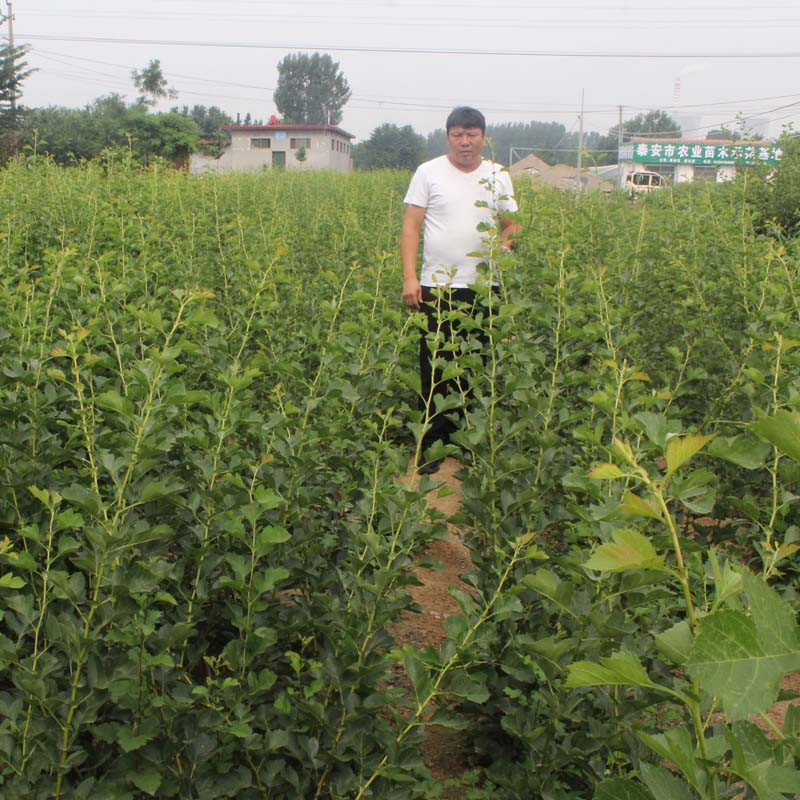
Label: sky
xmin=7 ymin=0 xmax=800 ymax=145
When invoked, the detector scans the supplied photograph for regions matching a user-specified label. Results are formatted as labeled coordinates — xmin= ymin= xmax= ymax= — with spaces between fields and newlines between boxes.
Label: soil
xmin=388 ymin=456 xmax=474 ymax=790
xmin=388 ymin=456 xmax=800 ymax=796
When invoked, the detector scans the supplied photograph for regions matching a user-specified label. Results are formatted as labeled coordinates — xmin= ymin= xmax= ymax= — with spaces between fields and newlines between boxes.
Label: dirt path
xmin=388 ymin=456 xmax=473 ymax=788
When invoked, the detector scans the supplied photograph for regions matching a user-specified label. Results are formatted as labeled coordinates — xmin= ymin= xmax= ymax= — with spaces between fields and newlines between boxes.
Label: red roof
xmin=225 ymin=123 xmax=354 ymax=140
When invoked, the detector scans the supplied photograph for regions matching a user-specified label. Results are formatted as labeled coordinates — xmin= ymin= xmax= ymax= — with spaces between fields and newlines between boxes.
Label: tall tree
xmin=595 ymin=110 xmax=683 ymax=164
xmin=354 ymin=123 xmax=426 ymax=170
xmin=172 ymin=104 xmax=232 ymax=137
xmin=131 ymin=59 xmax=177 ymax=107
xmin=273 ymin=52 xmax=351 ymax=125
xmin=0 ymin=43 xmax=34 ymax=130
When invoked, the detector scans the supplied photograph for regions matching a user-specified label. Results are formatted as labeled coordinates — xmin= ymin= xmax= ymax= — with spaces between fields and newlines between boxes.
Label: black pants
xmin=419 ymin=285 xmax=497 ymax=451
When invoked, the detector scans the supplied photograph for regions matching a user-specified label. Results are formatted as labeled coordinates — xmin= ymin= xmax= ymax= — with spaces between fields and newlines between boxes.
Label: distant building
xmin=618 ymin=137 xmax=782 ymax=186
xmin=510 ymin=153 xmax=613 ymax=192
xmin=508 ymin=153 xmax=551 ymax=178
xmin=190 ymin=123 xmax=355 ymax=174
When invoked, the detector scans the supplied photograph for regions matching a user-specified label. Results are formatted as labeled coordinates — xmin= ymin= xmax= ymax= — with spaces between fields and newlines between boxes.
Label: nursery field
xmin=1 ymin=155 xmax=800 ymax=800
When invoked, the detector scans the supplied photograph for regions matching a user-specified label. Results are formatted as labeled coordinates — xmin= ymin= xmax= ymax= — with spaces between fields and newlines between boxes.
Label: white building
xmin=190 ymin=123 xmax=355 ymax=174
xmin=618 ymin=137 xmax=782 ymax=187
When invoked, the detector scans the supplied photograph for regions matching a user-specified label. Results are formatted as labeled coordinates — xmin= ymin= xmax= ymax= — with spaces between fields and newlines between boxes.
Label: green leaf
xmin=566 ymin=650 xmax=656 ymax=689
xmin=522 ymin=568 xmax=575 ymax=617
xmin=639 ymin=763 xmax=695 ymax=800
xmin=128 ymin=768 xmax=161 ymax=796
xmin=139 ymin=479 xmax=184 ymax=503
xmin=253 ymin=567 xmax=290 ymax=596
xmin=639 ymin=727 xmax=706 ymax=794
xmin=584 ymin=529 xmax=666 ymax=573
xmin=445 ymin=671 xmax=489 ymax=704
xmin=655 ymin=620 xmax=693 ymax=666
xmin=726 ymin=721 xmax=800 ymax=800
xmin=594 ymin=778 xmax=654 ymax=800
xmin=95 ymin=389 xmax=135 ymax=419
xmin=0 ymin=573 xmax=24 ymax=589
xmin=665 ymin=434 xmax=714 ymax=477
xmin=117 ymin=728 xmax=153 ymax=753
xmin=258 ymin=525 xmax=291 ymax=553
xmin=620 ymin=492 xmax=662 ymax=520
xmin=687 ymin=573 xmax=800 ymax=720
xmin=588 ymin=462 xmax=627 ymax=479
xmin=707 ymin=435 xmax=771 ymax=470
xmin=228 ymin=721 xmax=253 ymax=738
xmin=635 ymin=412 xmax=669 ymax=448
xmin=752 ymin=410 xmax=800 ymax=463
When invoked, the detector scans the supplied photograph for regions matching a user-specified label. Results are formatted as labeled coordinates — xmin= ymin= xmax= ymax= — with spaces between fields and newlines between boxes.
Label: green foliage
xmin=354 ymin=123 xmax=426 ymax=170
xmin=22 ymin=97 xmax=200 ymax=163
xmin=131 ymin=58 xmax=177 ymax=107
xmin=0 ymin=161 xmax=799 ymax=799
xmin=596 ymin=109 xmax=683 ymax=164
xmin=426 ymin=120 xmax=605 ymax=166
xmin=172 ymin=104 xmax=233 ymax=137
xmin=748 ymin=133 xmax=800 ymax=236
xmin=273 ymin=51 xmax=351 ymax=125
xmin=0 ymin=43 xmax=34 ymax=131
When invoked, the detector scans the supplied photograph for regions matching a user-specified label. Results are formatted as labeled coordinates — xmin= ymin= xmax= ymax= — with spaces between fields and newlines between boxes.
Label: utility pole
xmin=576 ymin=89 xmax=584 ymax=195
xmin=7 ymin=2 xmax=15 ymax=114
xmin=1 ymin=1 xmax=15 ymax=113
xmin=616 ymin=104 xmax=623 ymax=189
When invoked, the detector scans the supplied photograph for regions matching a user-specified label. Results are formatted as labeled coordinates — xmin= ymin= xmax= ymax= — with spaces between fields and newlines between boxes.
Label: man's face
xmin=447 ymin=126 xmax=485 ymax=170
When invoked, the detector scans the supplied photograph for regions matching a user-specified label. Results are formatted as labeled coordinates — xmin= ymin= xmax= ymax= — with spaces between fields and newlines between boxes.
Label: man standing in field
xmin=401 ymin=106 xmax=520 ymax=474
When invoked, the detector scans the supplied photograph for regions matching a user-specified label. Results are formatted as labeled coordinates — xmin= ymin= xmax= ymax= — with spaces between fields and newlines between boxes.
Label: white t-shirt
xmin=404 ymin=155 xmax=518 ymax=288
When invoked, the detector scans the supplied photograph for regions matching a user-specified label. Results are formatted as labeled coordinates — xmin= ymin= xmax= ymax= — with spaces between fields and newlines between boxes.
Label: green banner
xmin=621 ymin=141 xmax=781 ymax=167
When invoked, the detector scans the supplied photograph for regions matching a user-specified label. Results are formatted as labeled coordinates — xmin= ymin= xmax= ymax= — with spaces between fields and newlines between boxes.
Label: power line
xmin=15 ymin=33 xmax=800 ymax=59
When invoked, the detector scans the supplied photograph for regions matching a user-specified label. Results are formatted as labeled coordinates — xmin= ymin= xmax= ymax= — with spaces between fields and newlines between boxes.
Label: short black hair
xmin=446 ymin=106 xmax=485 ymax=134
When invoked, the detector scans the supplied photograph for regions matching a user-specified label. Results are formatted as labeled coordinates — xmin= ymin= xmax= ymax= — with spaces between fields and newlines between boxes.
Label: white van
xmin=625 ymin=171 xmax=668 ymax=195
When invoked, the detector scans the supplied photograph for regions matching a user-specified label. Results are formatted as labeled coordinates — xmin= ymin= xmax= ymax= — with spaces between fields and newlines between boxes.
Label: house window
xmin=290 ymin=137 xmax=311 ymax=149
xmin=251 ymin=138 xmax=270 ymax=149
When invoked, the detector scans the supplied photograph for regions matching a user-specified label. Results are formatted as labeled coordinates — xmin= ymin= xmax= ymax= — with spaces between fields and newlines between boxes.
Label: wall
xmin=190 ymin=130 xmax=353 ymax=174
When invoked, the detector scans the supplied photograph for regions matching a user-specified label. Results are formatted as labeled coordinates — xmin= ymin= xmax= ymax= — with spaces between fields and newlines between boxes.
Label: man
xmin=401 ymin=106 xmax=520 ymax=474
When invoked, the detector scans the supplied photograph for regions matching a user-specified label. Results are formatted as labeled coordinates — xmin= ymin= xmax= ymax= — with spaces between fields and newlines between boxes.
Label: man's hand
xmin=403 ymin=277 xmax=423 ymax=309
xmin=401 ymin=204 xmax=426 ymax=309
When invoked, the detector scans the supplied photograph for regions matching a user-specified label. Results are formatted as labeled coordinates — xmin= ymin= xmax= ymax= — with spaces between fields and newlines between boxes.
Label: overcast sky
xmin=9 ymin=0 xmax=800 ymax=143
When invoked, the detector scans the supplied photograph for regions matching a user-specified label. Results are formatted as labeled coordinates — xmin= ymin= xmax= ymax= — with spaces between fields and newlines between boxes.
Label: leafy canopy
xmin=0 ymin=43 xmax=35 ymax=130
xmin=22 ymin=95 xmax=200 ymax=163
xmin=273 ymin=52 xmax=351 ymax=126
xmin=354 ymin=123 xmax=426 ymax=171
xmin=131 ymin=59 xmax=177 ymax=107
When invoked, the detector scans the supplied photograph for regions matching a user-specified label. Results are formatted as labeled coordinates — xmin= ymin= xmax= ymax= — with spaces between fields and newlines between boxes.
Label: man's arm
xmin=401 ymin=204 xmax=426 ymax=309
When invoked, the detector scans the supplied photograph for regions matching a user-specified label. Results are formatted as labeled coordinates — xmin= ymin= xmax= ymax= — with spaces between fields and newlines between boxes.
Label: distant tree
xmin=273 ymin=52 xmax=351 ymax=125
xmin=749 ymin=132 xmax=800 ymax=237
xmin=426 ymin=120 xmax=585 ymax=166
xmin=22 ymin=94 xmax=200 ymax=164
xmin=126 ymin=111 xmax=199 ymax=163
xmin=0 ymin=43 xmax=34 ymax=130
xmin=131 ymin=59 xmax=177 ymax=107
xmin=620 ymin=110 xmax=682 ymax=139
xmin=595 ymin=110 xmax=682 ymax=164
xmin=354 ymin=124 xmax=426 ymax=170
xmin=172 ymin=104 xmax=232 ymax=137
xmin=706 ymin=127 xmax=741 ymax=141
